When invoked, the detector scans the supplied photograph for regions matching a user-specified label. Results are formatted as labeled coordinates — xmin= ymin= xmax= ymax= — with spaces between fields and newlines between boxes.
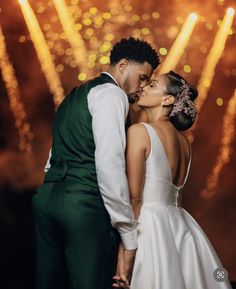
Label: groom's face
xmin=122 ymin=61 xmax=153 ymax=101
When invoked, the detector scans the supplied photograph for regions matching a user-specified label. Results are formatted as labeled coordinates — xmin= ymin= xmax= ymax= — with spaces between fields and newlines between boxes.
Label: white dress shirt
xmin=44 ymin=72 xmax=138 ymax=250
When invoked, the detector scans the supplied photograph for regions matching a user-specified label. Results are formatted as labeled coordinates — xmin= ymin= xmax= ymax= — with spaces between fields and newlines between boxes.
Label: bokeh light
xmin=159 ymin=47 xmax=168 ymax=55
xmin=216 ymin=97 xmax=224 ymax=106
xmin=78 ymin=72 xmax=87 ymax=81
xmin=184 ymin=65 xmax=191 ymax=73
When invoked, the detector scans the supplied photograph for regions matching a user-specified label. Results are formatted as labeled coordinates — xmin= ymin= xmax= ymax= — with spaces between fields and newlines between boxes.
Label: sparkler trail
xmin=0 ymin=25 xmax=33 ymax=153
xmin=19 ymin=0 xmax=64 ymax=108
xmin=159 ymin=13 xmax=198 ymax=74
xmin=201 ymin=89 xmax=236 ymax=199
xmin=53 ymin=0 xmax=89 ymax=77
xmin=196 ymin=8 xmax=235 ymax=111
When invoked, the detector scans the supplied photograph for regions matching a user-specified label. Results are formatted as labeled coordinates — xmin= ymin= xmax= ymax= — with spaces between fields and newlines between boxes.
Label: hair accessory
xmin=169 ymin=79 xmax=197 ymax=121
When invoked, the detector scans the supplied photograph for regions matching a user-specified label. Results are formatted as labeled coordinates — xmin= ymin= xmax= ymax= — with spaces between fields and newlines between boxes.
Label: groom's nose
xmin=141 ymin=81 xmax=150 ymax=91
xmin=140 ymin=79 xmax=149 ymax=88
xmin=142 ymin=79 xmax=152 ymax=89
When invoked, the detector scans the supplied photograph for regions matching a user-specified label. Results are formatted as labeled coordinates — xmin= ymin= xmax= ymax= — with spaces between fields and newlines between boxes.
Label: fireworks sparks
xmin=201 ymin=89 xmax=236 ymax=199
xmin=52 ymin=0 xmax=89 ymax=78
xmin=19 ymin=0 xmax=64 ymax=108
xmin=0 ymin=25 xmax=33 ymax=153
xmin=196 ymin=8 xmax=235 ymax=111
xmin=0 ymin=1 xmax=235 ymax=194
xmin=159 ymin=13 xmax=198 ymax=74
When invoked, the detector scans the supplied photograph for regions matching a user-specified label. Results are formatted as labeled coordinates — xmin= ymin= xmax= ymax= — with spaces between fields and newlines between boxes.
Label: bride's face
xmin=137 ymin=74 xmax=168 ymax=107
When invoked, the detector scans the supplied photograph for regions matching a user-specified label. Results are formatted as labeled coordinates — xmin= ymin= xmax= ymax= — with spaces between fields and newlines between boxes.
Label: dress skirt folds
xmin=130 ymin=123 xmax=232 ymax=289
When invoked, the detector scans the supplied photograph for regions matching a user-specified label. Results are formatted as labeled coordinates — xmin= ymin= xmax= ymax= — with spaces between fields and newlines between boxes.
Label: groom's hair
xmin=110 ymin=37 xmax=160 ymax=69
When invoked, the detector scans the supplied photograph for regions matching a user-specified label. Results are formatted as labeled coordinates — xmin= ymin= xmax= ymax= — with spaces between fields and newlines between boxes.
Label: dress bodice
xmin=141 ymin=123 xmax=192 ymax=207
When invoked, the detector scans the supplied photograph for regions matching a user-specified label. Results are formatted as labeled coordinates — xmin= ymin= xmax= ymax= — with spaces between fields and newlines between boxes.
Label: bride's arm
xmin=112 ymin=124 xmax=149 ymax=288
xmin=126 ymin=124 xmax=149 ymax=219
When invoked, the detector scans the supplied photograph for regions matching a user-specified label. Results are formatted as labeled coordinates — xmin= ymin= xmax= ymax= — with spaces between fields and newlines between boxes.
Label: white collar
xmin=101 ymin=72 xmax=119 ymax=87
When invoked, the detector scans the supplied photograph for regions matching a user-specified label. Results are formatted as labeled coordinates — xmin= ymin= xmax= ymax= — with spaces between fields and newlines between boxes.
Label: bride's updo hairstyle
xmin=166 ymin=71 xmax=198 ymax=131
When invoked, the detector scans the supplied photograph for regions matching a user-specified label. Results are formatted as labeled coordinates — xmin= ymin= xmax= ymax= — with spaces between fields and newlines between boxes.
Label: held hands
xmin=112 ymin=242 xmax=136 ymax=289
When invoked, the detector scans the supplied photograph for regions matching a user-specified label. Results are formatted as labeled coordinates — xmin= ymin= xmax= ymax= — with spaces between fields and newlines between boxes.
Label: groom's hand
xmin=113 ymin=275 xmax=129 ymax=289
xmin=123 ymin=249 xmax=136 ymax=282
xmin=112 ymin=244 xmax=136 ymax=288
xmin=113 ymin=249 xmax=136 ymax=288
xmin=113 ymin=243 xmax=127 ymax=288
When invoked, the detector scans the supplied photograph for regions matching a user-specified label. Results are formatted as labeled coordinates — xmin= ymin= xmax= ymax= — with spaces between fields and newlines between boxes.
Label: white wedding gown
xmin=130 ymin=123 xmax=232 ymax=289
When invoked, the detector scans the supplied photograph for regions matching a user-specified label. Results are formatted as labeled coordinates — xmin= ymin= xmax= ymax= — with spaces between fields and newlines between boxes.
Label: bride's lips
xmin=137 ymin=89 xmax=145 ymax=97
xmin=135 ymin=90 xmax=144 ymax=102
xmin=128 ymin=89 xmax=145 ymax=103
xmin=138 ymin=91 xmax=145 ymax=98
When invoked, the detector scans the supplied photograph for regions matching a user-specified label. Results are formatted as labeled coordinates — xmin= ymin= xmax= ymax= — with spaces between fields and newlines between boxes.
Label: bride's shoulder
xmin=127 ymin=123 xmax=149 ymax=134
xmin=127 ymin=123 xmax=150 ymax=144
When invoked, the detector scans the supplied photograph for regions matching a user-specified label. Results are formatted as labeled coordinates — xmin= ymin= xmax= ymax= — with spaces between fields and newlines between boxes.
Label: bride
xmin=113 ymin=71 xmax=232 ymax=289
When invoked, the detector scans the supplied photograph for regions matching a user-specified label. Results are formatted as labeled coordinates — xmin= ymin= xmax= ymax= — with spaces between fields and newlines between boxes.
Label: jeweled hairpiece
xmin=169 ymin=79 xmax=197 ymax=121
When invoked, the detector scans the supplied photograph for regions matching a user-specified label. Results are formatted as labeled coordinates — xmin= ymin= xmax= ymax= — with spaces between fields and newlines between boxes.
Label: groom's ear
xmin=161 ymin=95 xmax=175 ymax=106
xmin=118 ymin=59 xmax=129 ymax=73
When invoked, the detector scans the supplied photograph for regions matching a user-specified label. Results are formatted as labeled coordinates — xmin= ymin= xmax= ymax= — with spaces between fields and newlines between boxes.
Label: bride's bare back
xmin=146 ymin=120 xmax=191 ymax=187
xmin=126 ymin=121 xmax=191 ymax=219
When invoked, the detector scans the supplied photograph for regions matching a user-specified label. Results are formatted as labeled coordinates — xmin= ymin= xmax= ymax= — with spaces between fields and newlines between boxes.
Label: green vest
xmin=44 ymin=73 xmax=118 ymax=193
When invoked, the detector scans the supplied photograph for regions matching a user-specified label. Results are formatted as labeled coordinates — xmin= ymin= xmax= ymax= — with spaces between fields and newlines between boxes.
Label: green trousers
xmin=32 ymin=182 xmax=120 ymax=289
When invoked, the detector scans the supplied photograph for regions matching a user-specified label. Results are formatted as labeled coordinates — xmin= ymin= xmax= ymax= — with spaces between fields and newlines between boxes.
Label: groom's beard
xmin=127 ymin=89 xmax=144 ymax=103
xmin=127 ymin=92 xmax=138 ymax=104
xmin=123 ymin=77 xmax=143 ymax=103
xmin=124 ymin=81 xmax=142 ymax=104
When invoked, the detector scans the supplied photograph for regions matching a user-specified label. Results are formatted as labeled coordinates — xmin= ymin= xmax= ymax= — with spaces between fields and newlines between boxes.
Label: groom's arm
xmin=88 ymin=83 xmax=138 ymax=250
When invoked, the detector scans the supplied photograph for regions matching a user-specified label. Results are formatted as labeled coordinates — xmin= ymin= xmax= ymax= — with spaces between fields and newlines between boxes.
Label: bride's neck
xmin=144 ymin=107 xmax=170 ymax=123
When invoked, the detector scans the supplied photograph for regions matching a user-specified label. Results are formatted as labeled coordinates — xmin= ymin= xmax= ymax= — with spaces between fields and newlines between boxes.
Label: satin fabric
xmin=130 ymin=123 xmax=232 ymax=289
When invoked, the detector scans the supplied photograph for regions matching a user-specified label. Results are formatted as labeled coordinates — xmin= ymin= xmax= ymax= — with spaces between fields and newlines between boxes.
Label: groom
xmin=33 ymin=37 xmax=160 ymax=289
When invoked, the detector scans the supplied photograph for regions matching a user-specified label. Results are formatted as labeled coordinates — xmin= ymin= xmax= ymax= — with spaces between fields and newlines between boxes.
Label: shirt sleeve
xmin=88 ymin=84 xmax=138 ymax=250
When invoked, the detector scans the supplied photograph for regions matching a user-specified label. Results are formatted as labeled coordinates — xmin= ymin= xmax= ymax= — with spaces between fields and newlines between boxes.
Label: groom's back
xmin=44 ymin=74 xmax=116 ymax=191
